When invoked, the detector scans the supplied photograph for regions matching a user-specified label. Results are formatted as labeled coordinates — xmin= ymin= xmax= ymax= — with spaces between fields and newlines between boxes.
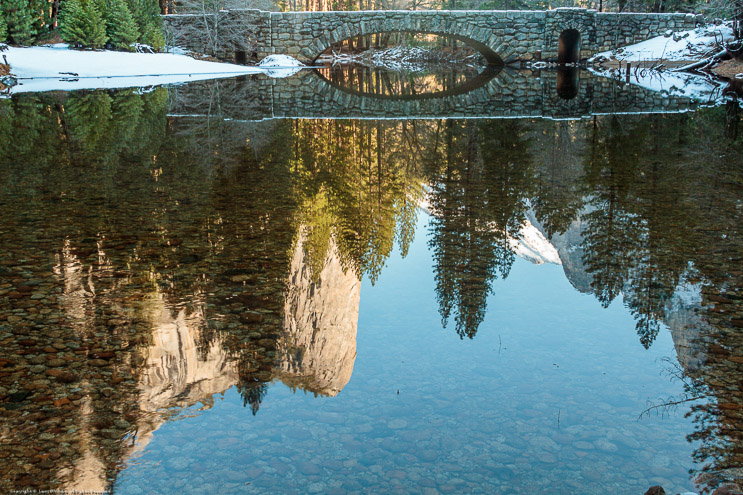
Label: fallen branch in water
xmin=672 ymin=48 xmax=730 ymax=73
xmin=639 ymin=395 xmax=708 ymax=420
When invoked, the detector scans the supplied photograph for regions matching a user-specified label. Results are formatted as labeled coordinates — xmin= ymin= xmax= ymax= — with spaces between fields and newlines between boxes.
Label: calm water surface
xmin=0 ymin=69 xmax=742 ymax=494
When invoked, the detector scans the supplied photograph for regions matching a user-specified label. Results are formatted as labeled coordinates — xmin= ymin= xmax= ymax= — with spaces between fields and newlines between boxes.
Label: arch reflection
xmin=313 ymin=64 xmax=501 ymax=101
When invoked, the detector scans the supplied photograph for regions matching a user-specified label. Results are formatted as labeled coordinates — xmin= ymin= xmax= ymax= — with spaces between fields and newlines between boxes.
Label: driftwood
xmin=672 ymin=48 xmax=730 ymax=73
xmin=673 ymin=39 xmax=743 ymax=74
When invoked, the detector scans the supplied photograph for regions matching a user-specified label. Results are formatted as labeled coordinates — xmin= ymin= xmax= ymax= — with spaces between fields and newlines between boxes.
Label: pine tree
xmin=103 ymin=0 xmax=140 ymax=51
xmin=1 ymin=0 xmax=36 ymax=45
xmin=28 ymin=0 xmax=52 ymax=39
xmin=60 ymin=0 xmax=108 ymax=49
xmin=140 ymin=22 xmax=164 ymax=51
xmin=0 ymin=14 xmax=7 ymax=43
xmin=127 ymin=0 xmax=164 ymax=51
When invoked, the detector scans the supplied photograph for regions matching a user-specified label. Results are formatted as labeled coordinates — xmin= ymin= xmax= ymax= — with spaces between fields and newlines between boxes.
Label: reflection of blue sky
xmin=116 ymin=213 xmax=699 ymax=495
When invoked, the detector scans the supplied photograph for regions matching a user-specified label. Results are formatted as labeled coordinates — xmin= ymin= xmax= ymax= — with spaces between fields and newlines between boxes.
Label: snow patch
xmin=318 ymin=45 xmax=483 ymax=73
xmin=262 ymin=67 xmax=303 ymax=78
xmin=3 ymin=45 xmax=306 ymax=94
xmin=510 ymin=220 xmax=562 ymax=266
xmin=589 ymin=66 xmax=724 ymax=105
xmin=257 ymin=54 xmax=304 ymax=78
xmin=8 ymin=74 xmax=254 ymax=94
xmin=6 ymin=44 xmax=262 ymax=79
xmin=258 ymin=54 xmax=304 ymax=67
xmin=591 ymin=22 xmax=733 ymax=63
xmin=672 ymin=280 xmax=702 ymax=308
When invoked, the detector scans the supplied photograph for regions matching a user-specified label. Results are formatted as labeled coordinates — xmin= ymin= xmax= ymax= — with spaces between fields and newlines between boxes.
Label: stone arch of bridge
xmin=546 ymin=16 xmax=591 ymax=62
xmin=558 ymin=29 xmax=581 ymax=63
xmin=303 ymin=24 xmax=506 ymax=65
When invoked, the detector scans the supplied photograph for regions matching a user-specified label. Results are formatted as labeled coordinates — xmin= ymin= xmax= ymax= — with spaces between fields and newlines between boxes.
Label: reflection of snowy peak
xmin=511 ymin=220 xmax=562 ymax=265
xmin=420 ymin=193 xmax=561 ymax=266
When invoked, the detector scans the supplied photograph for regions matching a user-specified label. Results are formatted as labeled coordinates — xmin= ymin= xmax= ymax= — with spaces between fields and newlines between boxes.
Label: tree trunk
xmin=51 ymin=0 xmax=60 ymax=28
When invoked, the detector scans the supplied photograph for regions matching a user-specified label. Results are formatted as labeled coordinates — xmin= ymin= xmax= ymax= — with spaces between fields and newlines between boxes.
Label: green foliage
xmin=0 ymin=88 xmax=168 ymax=175
xmin=102 ymin=0 xmax=140 ymax=50
xmin=140 ymin=22 xmax=165 ymax=51
xmin=426 ymin=120 xmax=534 ymax=339
xmin=471 ymin=0 xmax=528 ymax=9
xmin=289 ymin=119 xmax=425 ymax=286
xmin=109 ymin=90 xmax=145 ymax=141
xmin=0 ymin=12 xmax=6 ymax=42
xmin=29 ymin=0 xmax=52 ymax=36
xmin=127 ymin=0 xmax=164 ymax=50
xmin=66 ymin=92 xmax=115 ymax=150
xmin=60 ymin=0 xmax=109 ymax=49
xmin=1 ymin=0 xmax=37 ymax=45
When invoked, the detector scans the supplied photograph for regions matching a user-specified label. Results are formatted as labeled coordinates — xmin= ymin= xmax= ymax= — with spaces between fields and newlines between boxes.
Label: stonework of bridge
xmin=167 ymin=69 xmax=704 ymax=122
xmin=164 ymin=8 xmax=701 ymax=65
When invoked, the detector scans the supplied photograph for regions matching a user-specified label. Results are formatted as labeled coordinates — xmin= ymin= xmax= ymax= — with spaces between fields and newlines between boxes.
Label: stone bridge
xmin=167 ymin=69 xmax=705 ymax=121
xmin=164 ymin=8 xmax=701 ymax=64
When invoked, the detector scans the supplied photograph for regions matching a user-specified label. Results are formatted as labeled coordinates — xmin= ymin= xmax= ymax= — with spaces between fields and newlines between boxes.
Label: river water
xmin=0 ymin=67 xmax=742 ymax=494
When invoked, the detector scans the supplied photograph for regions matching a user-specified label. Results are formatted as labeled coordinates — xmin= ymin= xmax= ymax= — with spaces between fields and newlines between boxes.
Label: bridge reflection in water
xmin=168 ymin=67 xmax=704 ymax=122
xmin=313 ymin=64 xmax=502 ymax=101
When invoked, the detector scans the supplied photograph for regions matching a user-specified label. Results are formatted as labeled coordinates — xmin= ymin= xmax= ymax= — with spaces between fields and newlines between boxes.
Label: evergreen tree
xmin=103 ymin=0 xmax=140 ymax=51
xmin=28 ymin=0 xmax=52 ymax=39
xmin=0 ymin=14 xmax=7 ymax=43
xmin=140 ymin=22 xmax=164 ymax=51
xmin=59 ymin=0 xmax=108 ymax=49
xmin=65 ymin=91 xmax=113 ymax=150
xmin=1 ymin=0 xmax=36 ymax=45
xmin=127 ymin=0 xmax=164 ymax=50
xmin=426 ymin=120 xmax=534 ymax=339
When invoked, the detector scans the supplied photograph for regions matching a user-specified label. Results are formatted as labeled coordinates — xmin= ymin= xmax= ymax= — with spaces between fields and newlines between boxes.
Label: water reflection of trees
xmin=425 ymin=120 xmax=533 ymax=338
xmin=0 ymin=90 xmax=297 ymax=490
xmin=286 ymin=108 xmax=743 ymax=490
xmin=1 ymin=87 xmax=742 ymax=493
xmin=289 ymin=118 xmax=426 ymax=283
xmin=316 ymin=65 xmax=481 ymax=98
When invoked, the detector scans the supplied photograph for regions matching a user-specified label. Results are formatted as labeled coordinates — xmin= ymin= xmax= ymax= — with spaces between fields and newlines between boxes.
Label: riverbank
xmin=591 ymin=22 xmax=734 ymax=67
xmin=0 ymin=44 xmax=302 ymax=94
xmin=586 ymin=21 xmax=741 ymax=105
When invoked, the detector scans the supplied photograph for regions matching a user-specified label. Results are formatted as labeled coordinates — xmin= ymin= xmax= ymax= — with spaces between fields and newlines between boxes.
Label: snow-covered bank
xmin=591 ymin=22 xmax=734 ymax=64
xmin=589 ymin=66 xmax=726 ymax=105
xmin=2 ymin=44 xmax=303 ymax=94
xmin=587 ymin=22 xmax=738 ymax=106
xmin=258 ymin=54 xmax=304 ymax=78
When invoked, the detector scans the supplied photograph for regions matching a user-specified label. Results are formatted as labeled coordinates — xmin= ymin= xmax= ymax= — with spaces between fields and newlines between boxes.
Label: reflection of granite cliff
xmin=62 ymin=232 xmax=362 ymax=492
xmin=138 ymin=304 xmax=237 ymax=414
xmin=528 ymin=209 xmax=593 ymax=294
xmin=663 ymin=283 xmax=708 ymax=373
xmin=59 ymin=299 xmax=238 ymax=493
xmin=279 ymin=234 xmax=360 ymax=397
xmin=529 ymin=207 xmax=707 ymax=373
